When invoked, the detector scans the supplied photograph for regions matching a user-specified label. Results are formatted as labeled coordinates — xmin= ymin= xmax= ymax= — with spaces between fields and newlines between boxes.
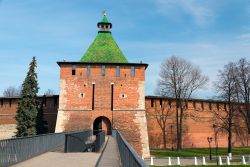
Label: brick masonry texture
xmin=146 ymin=97 xmax=250 ymax=149
xmin=0 ymin=96 xmax=58 ymax=139
xmin=1 ymin=94 xmax=249 ymax=150
xmin=54 ymin=63 xmax=150 ymax=158
xmin=1 ymin=74 xmax=249 ymax=154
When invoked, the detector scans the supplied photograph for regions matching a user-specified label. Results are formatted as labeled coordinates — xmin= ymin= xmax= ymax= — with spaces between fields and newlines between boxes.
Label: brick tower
xmin=55 ymin=12 xmax=150 ymax=157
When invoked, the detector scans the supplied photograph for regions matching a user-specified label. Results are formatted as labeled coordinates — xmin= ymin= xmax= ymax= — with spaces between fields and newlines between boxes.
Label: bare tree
xmin=44 ymin=89 xmax=54 ymax=96
xmin=154 ymin=100 xmax=172 ymax=148
xmin=235 ymin=58 xmax=250 ymax=133
xmin=156 ymin=56 xmax=208 ymax=150
xmin=213 ymin=62 xmax=241 ymax=154
xmin=3 ymin=86 xmax=21 ymax=97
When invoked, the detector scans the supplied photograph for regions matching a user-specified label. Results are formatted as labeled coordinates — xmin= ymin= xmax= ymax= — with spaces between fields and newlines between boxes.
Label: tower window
xmin=131 ymin=66 xmax=135 ymax=77
xmin=92 ymin=84 xmax=95 ymax=110
xmin=160 ymin=99 xmax=163 ymax=108
xmin=54 ymin=97 xmax=57 ymax=106
xmin=185 ymin=101 xmax=188 ymax=109
xmin=87 ymin=65 xmax=90 ymax=77
xmin=168 ymin=100 xmax=172 ymax=108
xmin=151 ymin=99 xmax=154 ymax=107
xmin=209 ymin=102 xmax=212 ymax=110
xmin=192 ymin=101 xmax=196 ymax=109
xmin=72 ymin=64 xmax=76 ymax=75
xmin=44 ymin=96 xmax=47 ymax=107
xmin=102 ymin=65 xmax=106 ymax=76
xmin=224 ymin=103 xmax=227 ymax=111
xmin=116 ymin=66 xmax=120 ymax=77
xmin=217 ymin=103 xmax=220 ymax=110
xmin=1 ymin=99 xmax=3 ymax=107
xmin=111 ymin=84 xmax=114 ymax=110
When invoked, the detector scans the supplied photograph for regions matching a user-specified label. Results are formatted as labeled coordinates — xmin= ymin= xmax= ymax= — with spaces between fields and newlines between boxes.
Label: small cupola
xmin=97 ymin=11 xmax=112 ymax=33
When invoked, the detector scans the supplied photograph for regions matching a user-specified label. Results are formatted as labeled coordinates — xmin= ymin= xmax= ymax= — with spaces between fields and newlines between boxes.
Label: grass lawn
xmin=150 ymin=165 xmax=250 ymax=167
xmin=151 ymin=147 xmax=250 ymax=157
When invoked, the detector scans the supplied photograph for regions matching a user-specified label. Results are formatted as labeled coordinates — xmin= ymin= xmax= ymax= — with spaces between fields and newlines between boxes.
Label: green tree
xmin=36 ymin=96 xmax=48 ymax=134
xmin=15 ymin=57 xmax=39 ymax=137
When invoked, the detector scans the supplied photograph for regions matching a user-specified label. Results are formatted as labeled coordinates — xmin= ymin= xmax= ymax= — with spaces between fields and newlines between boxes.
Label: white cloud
xmin=155 ymin=0 xmax=214 ymax=26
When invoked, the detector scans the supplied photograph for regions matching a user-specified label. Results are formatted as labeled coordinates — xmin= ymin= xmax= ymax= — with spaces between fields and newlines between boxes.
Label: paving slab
xmin=97 ymin=136 xmax=121 ymax=167
xmin=12 ymin=152 xmax=101 ymax=167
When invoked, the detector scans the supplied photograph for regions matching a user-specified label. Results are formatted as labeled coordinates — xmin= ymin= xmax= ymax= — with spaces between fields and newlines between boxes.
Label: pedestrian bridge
xmin=0 ymin=129 xmax=147 ymax=167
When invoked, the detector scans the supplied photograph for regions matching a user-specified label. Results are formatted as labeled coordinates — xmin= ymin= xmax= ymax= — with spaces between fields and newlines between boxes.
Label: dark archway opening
xmin=93 ymin=116 xmax=111 ymax=135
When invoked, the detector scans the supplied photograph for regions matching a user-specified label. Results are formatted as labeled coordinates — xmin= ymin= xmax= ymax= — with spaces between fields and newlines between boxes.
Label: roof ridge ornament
xmin=97 ymin=11 xmax=112 ymax=33
xmin=102 ymin=11 xmax=107 ymax=17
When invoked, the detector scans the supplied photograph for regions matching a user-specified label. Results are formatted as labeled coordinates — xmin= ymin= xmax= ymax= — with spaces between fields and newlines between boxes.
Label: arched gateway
xmin=93 ymin=116 xmax=111 ymax=135
xmin=55 ymin=12 xmax=150 ymax=158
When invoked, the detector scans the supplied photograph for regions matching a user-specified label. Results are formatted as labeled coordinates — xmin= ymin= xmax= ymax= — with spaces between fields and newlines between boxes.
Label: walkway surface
xmin=97 ymin=136 xmax=121 ymax=167
xmin=11 ymin=136 xmax=120 ymax=167
xmin=12 ymin=152 xmax=101 ymax=167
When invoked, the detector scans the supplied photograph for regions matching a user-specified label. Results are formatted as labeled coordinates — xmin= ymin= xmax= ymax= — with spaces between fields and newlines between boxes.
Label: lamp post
xmin=171 ymin=125 xmax=174 ymax=151
xmin=207 ymin=137 xmax=213 ymax=160
xmin=213 ymin=124 xmax=218 ymax=166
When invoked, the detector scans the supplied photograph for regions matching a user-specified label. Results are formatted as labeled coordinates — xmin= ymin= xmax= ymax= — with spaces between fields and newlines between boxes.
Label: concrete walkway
xmin=12 ymin=152 xmax=100 ymax=167
xmin=97 ymin=136 xmax=121 ymax=167
xmin=11 ymin=136 xmax=120 ymax=167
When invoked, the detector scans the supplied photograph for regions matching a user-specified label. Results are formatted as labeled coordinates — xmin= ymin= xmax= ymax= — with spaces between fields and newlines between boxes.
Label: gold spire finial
xmin=102 ymin=11 xmax=106 ymax=17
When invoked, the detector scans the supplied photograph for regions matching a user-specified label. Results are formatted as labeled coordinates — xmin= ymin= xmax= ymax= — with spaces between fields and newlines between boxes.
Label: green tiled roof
xmin=80 ymin=33 xmax=128 ymax=63
xmin=101 ymin=16 xmax=109 ymax=23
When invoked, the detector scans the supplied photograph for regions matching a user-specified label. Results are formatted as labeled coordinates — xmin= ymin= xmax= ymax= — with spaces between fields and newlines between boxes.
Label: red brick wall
xmin=1 ymin=95 xmax=249 ymax=149
xmin=58 ymin=64 xmax=145 ymax=111
xmin=146 ymin=97 xmax=250 ymax=149
xmin=0 ymin=96 xmax=58 ymax=133
xmin=56 ymin=63 xmax=149 ymax=157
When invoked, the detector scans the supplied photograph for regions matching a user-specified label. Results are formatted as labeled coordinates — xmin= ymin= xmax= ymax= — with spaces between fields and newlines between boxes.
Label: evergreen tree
xmin=36 ymin=96 xmax=48 ymax=134
xmin=15 ymin=57 xmax=39 ymax=137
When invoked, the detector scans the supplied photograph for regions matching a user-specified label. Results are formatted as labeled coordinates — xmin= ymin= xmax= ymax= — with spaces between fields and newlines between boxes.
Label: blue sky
xmin=0 ymin=0 xmax=249 ymax=99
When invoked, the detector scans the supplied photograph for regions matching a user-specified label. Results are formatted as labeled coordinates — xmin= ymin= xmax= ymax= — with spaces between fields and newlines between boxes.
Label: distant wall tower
xmin=55 ymin=12 xmax=150 ymax=157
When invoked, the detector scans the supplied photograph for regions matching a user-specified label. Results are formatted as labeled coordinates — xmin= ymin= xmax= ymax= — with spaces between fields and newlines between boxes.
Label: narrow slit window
xmin=209 ymin=102 xmax=212 ymax=110
xmin=224 ymin=103 xmax=227 ymax=111
xmin=192 ymin=101 xmax=196 ymax=109
xmin=185 ymin=101 xmax=188 ymax=109
xmin=217 ymin=103 xmax=220 ymax=110
xmin=44 ymin=97 xmax=47 ymax=107
xmin=131 ymin=66 xmax=135 ymax=77
xmin=160 ymin=99 xmax=162 ymax=108
xmin=116 ymin=66 xmax=120 ymax=77
xmin=92 ymin=84 xmax=95 ymax=110
xmin=168 ymin=100 xmax=172 ymax=108
xmin=102 ymin=65 xmax=106 ymax=76
xmin=87 ymin=65 xmax=90 ymax=77
xmin=72 ymin=64 xmax=76 ymax=75
xmin=177 ymin=101 xmax=180 ymax=108
xmin=54 ymin=97 xmax=57 ymax=107
xmin=111 ymin=84 xmax=114 ymax=110
xmin=151 ymin=99 xmax=154 ymax=107
xmin=9 ymin=99 xmax=11 ymax=107
xmin=1 ymin=99 xmax=3 ymax=107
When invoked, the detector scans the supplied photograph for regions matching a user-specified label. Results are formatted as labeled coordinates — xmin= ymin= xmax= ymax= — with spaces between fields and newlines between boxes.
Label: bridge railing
xmin=94 ymin=131 xmax=105 ymax=152
xmin=64 ymin=129 xmax=92 ymax=152
xmin=0 ymin=129 xmax=91 ymax=167
xmin=112 ymin=129 xmax=148 ymax=167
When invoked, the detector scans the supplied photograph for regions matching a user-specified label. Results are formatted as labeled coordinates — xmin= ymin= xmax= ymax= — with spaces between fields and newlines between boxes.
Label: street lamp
xmin=213 ymin=124 xmax=218 ymax=166
xmin=207 ymin=137 xmax=213 ymax=160
xmin=171 ymin=125 xmax=174 ymax=151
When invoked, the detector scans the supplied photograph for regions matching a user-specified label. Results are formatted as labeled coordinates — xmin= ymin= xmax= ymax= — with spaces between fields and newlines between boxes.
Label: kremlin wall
xmin=0 ymin=95 xmax=249 ymax=150
xmin=0 ymin=13 xmax=249 ymax=157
